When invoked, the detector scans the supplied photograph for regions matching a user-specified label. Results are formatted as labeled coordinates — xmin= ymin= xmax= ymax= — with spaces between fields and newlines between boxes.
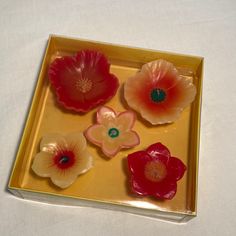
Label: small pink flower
xmin=31 ymin=133 xmax=93 ymax=188
xmin=85 ymin=106 xmax=140 ymax=158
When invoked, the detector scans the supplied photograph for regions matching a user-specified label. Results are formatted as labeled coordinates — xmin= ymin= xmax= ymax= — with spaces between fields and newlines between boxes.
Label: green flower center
xmin=150 ymin=88 xmax=166 ymax=103
xmin=108 ymin=128 xmax=119 ymax=138
xmin=59 ymin=156 xmax=70 ymax=164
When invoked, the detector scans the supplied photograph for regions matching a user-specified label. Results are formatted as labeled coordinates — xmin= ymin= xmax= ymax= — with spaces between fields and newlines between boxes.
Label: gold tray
xmin=8 ymin=35 xmax=203 ymax=222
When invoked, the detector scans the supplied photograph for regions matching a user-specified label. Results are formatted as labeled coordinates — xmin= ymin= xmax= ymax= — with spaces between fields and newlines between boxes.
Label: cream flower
xmin=85 ymin=106 xmax=140 ymax=158
xmin=32 ymin=132 xmax=93 ymax=188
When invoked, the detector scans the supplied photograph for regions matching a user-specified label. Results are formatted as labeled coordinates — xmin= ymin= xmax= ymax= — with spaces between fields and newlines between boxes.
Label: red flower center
xmin=54 ymin=150 xmax=76 ymax=170
xmin=144 ymin=161 xmax=167 ymax=182
xmin=76 ymin=77 xmax=93 ymax=93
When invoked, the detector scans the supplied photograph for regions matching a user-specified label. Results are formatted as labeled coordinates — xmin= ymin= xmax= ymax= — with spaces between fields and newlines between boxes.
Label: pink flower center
xmin=144 ymin=161 xmax=167 ymax=182
xmin=76 ymin=77 xmax=93 ymax=93
xmin=54 ymin=150 xmax=76 ymax=170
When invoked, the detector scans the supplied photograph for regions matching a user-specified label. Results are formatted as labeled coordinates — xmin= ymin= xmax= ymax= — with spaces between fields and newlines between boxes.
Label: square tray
xmin=8 ymin=35 xmax=203 ymax=222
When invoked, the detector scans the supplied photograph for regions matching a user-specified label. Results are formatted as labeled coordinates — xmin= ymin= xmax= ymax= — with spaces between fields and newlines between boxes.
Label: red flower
xmin=48 ymin=50 xmax=119 ymax=112
xmin=127 ymin=143 xmax=186 ymax=200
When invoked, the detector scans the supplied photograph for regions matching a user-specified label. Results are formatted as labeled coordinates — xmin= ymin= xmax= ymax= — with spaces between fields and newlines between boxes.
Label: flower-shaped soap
xmin=32 ymin=133 xmax=93 ymax=188
xmin=48 ymin=50 xmax=119 ymax=113
xmin=127 ymin=143 xmax=186 ymax=200
xmin=85 ymin=106 xmax=140 ymax=158
xmin=124 ymin=59 xmax=196 ymax=124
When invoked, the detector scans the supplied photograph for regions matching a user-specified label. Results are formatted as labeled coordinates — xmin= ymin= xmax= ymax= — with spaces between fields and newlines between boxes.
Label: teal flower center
xmin=59 ymin=156 xmax=70 ymax=164
xmin=150 ymin=88 xmax=166 ymax=103
xmin=108 ymin=128 xmax=119 ymax=138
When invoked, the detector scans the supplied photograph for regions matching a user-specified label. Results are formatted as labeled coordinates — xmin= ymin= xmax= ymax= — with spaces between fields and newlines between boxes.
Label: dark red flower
xmin=127 ymin=143 xmax=186 ymax=200
xmin=48 ymin=50 xmax=119 ymax=112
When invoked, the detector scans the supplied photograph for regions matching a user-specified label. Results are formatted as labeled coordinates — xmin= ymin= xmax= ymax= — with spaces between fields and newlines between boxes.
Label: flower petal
xmin=102 ymin=139 xmax=121 ymax=157
xmin=130 ymin=176 xmax=149 ymax=196
xmin=153 ymin=181 xmax=177 ymax=200
xmin=50 ymin=151 xmax=93 ymax=189
xmin=97 ymin=106 xmax=116 ymax=125
xmin=85 ymin=124 xmax=105 ymax=146
xmin=131 ymin=176 xmax=177 ymax=200
xmin=75 ymin=50 xmax=110 ymax=77
xmin=76 ymin=150 xmax=93 ymax=175
xmin=48 ymin=50 xmax=119 ymax=113
xmin=140 ymin=106 xmax=183 ymax=125
xmin=161 ymin=75 xmax=196 ymax=111
xmin=40 ymin=134 xmax=67 ymax=153
xmin=143 ymin=60 xmax=179 ymax=89
xmin=120 ymin=131 xmax=140 ymax=148
xmin=146 ymin=142 xmax=171 ymax=159
xmin=168 ymin=76 xmax=197 ymax=109
xmin=50 ymin=170 xmax=79 ymax=189
xmin=124 ymin=72 xmax=152 ymax=113
xmin=167 ymin=156 xmax=187 ymax=181
xmin=128 ymin=151 xmax=151 ymax=176
xmin=65 ymin=132 xmax=87 ymax=151
xmin=116 ymin=111 xmax=136 ymax=131
xmin=31 ymin=152 xmax=54 ymax=177
xmin=84 ymin=74 xmax=119 ymax=103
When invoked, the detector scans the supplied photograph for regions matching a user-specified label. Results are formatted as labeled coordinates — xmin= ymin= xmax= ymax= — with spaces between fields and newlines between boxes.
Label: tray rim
xmin=9 ymin=186 xmax=196 ymax=223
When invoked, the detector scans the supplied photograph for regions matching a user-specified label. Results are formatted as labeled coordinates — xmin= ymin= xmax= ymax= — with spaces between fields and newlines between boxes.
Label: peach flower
xmin=124 ymin=59 xmax=196 ymax=124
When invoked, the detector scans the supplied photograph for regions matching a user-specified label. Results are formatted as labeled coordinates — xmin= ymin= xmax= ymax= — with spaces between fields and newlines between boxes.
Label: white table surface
xmin=1 ymin=0 xmax=236 ymax=235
